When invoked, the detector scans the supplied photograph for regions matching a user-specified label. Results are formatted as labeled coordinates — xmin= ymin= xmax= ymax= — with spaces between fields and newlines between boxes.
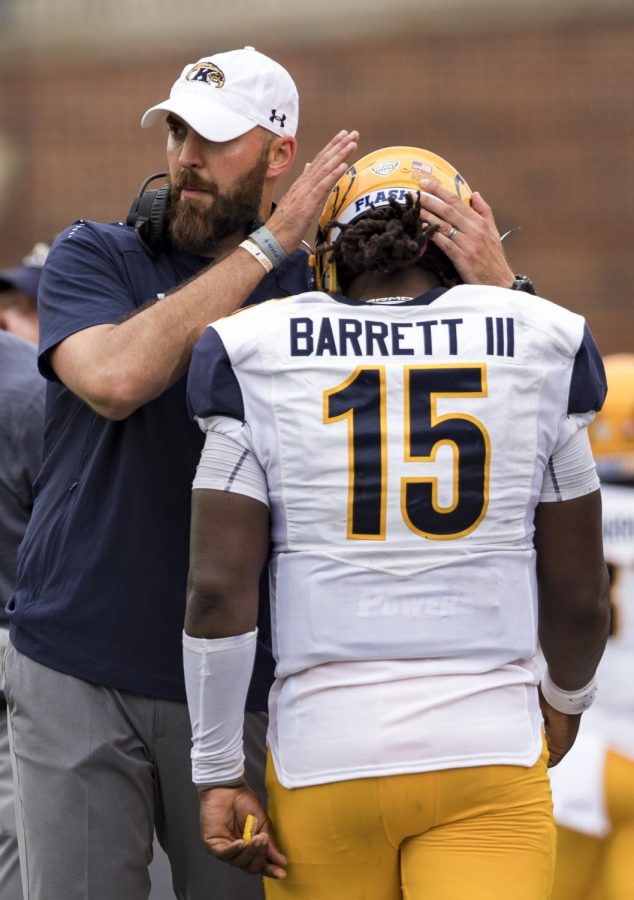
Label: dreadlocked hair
xmin=316 ymin=192 xmax=462 ymax=292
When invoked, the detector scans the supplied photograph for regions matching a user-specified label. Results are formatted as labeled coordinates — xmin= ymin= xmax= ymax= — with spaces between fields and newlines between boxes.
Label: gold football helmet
xmin=314 ymin=146 xmax=473 ymax=293
xmin=588 ymin=353 xmax=634 ymax=481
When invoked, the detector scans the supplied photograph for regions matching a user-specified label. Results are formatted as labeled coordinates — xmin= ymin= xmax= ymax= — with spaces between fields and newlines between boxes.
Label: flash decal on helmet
xmin=353 ymin=188 xmax=411 ymax=214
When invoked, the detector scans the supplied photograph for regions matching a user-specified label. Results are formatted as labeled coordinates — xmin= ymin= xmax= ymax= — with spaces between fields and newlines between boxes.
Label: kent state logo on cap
xmin=141 ymin=46 xmax=299 ymax=142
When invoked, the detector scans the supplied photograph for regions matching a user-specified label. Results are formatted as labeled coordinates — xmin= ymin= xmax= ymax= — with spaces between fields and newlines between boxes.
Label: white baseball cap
xmin=141 ymin=46 xmax=299 ymax=142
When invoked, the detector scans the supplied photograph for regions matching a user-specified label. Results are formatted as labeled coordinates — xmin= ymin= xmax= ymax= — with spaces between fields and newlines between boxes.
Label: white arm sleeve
xmin=192 ymin=417 xmax=269 ymax=507
xmin=183 ymin=629 xmax=257 ymax=786
xmin=540 ymin=426 xmax=600 ymax=502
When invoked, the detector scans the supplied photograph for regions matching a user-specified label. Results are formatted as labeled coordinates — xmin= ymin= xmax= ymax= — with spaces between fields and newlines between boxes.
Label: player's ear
xmin=266 ymin=135 xmax=296 ymax=179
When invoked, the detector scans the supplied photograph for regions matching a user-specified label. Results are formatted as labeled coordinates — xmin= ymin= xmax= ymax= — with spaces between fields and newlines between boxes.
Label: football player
xmin=183 ymin=147 xmax=611 ymax=899
xmin=550 ymin=353 xmax=634 ymax=900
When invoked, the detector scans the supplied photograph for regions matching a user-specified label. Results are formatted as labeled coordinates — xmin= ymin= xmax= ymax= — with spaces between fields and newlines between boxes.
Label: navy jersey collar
xmin=330 ymin=286 xmax=449 ymax=307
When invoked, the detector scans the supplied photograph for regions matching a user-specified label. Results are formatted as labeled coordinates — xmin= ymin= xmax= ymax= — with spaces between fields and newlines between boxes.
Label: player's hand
xmin=538 ymin=689 xmax=582 ymax=767
xmin=198 ymin=784 xmax=288 ymax=879
xmin=417 ymin=179 xmax=515 ymax=288
xmin=267 ymin=129 xmax=359 ymax=254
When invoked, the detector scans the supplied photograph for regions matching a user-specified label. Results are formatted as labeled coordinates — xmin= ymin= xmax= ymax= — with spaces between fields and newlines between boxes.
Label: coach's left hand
xmin=417 ymin=179 xmax=515 ymax=288
xmin=198 ymin=784 xmax=288 ymax=879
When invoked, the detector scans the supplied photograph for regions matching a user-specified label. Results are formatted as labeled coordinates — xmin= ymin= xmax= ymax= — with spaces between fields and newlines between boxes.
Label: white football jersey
xmin=188 ymin=285 xmax=605 ymax=787
xmin=548 ymin=482 xmax=634 ymax=835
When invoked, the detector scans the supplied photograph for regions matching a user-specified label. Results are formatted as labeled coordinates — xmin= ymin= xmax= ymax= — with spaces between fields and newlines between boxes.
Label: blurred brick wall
xmin=0 ymin=16 xmax=632 ymax=353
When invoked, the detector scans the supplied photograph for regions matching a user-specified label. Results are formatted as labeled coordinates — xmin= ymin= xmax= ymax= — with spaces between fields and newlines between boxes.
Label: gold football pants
xmin=551 ymin=750 xmax=634 ymax=900
xmin=265 ymin=744 xmax=555 ymax=900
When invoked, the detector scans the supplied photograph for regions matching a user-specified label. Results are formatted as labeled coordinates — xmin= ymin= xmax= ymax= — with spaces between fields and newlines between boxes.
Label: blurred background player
xmin=0 ymin=242 xmax=49 ymax=345
xmin=549 ymin=353 xmax=634 ymax=900
xmin=183 ymin=147 xmax=610 ymax=900
xmin=0 ymin=244 xmax=47 ymax=897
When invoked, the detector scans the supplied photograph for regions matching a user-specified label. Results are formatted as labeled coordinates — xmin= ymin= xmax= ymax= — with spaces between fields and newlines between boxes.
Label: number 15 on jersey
xmin=323 ymin=364 xmax=491 ymax=542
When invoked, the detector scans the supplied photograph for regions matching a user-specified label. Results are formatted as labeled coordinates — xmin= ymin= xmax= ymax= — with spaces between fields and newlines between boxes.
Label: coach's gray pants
xmin=0 ymin=628 xmax=21 ymax=899
xmin=3 ymin=642 xmax=267 ymax=900
xmin=0 ymin=702 xmax=21 ymax=899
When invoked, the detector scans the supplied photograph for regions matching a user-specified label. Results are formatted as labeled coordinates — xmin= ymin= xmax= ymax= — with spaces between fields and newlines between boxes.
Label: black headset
xmin=125 ymin=173 xmax=271 ymax=260
xmin=126 ymin=173 xmax=171 ymax=259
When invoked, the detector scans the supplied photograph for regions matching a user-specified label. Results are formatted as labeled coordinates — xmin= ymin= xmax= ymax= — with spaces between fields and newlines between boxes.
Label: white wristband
xmin=540 ymin=668 xmax=598 ymax=715
xmin=239 ymin=239 xmax=274 ymax=274
xmin=183 ymin=629 xmax=257 ymax=786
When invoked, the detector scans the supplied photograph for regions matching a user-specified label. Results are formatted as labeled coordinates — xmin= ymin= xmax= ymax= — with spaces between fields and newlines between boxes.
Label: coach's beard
xmin=168 ymin=153 xmax=269 ymax=257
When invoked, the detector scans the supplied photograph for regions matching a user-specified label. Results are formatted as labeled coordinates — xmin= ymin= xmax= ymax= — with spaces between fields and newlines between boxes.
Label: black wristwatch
xmin=510 ymin=274 xmax=536 ymax=295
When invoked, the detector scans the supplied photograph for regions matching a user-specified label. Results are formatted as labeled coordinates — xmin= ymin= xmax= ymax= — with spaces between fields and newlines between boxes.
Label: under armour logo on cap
xmin=269 ymin=110 xmax=287 ymax=128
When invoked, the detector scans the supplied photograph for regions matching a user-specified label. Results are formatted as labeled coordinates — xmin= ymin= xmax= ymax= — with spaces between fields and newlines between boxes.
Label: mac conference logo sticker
xmin=370 ymin=160 xmax=399 ymax=177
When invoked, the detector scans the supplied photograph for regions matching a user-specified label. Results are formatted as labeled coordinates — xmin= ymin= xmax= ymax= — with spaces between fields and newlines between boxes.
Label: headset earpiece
xmin=126 ymin=173 xmax=171 ymax=259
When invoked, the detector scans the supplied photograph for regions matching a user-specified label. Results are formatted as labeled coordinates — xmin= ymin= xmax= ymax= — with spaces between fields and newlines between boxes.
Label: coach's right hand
xmin=267 ymin=129 xmax=359 ymax=255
